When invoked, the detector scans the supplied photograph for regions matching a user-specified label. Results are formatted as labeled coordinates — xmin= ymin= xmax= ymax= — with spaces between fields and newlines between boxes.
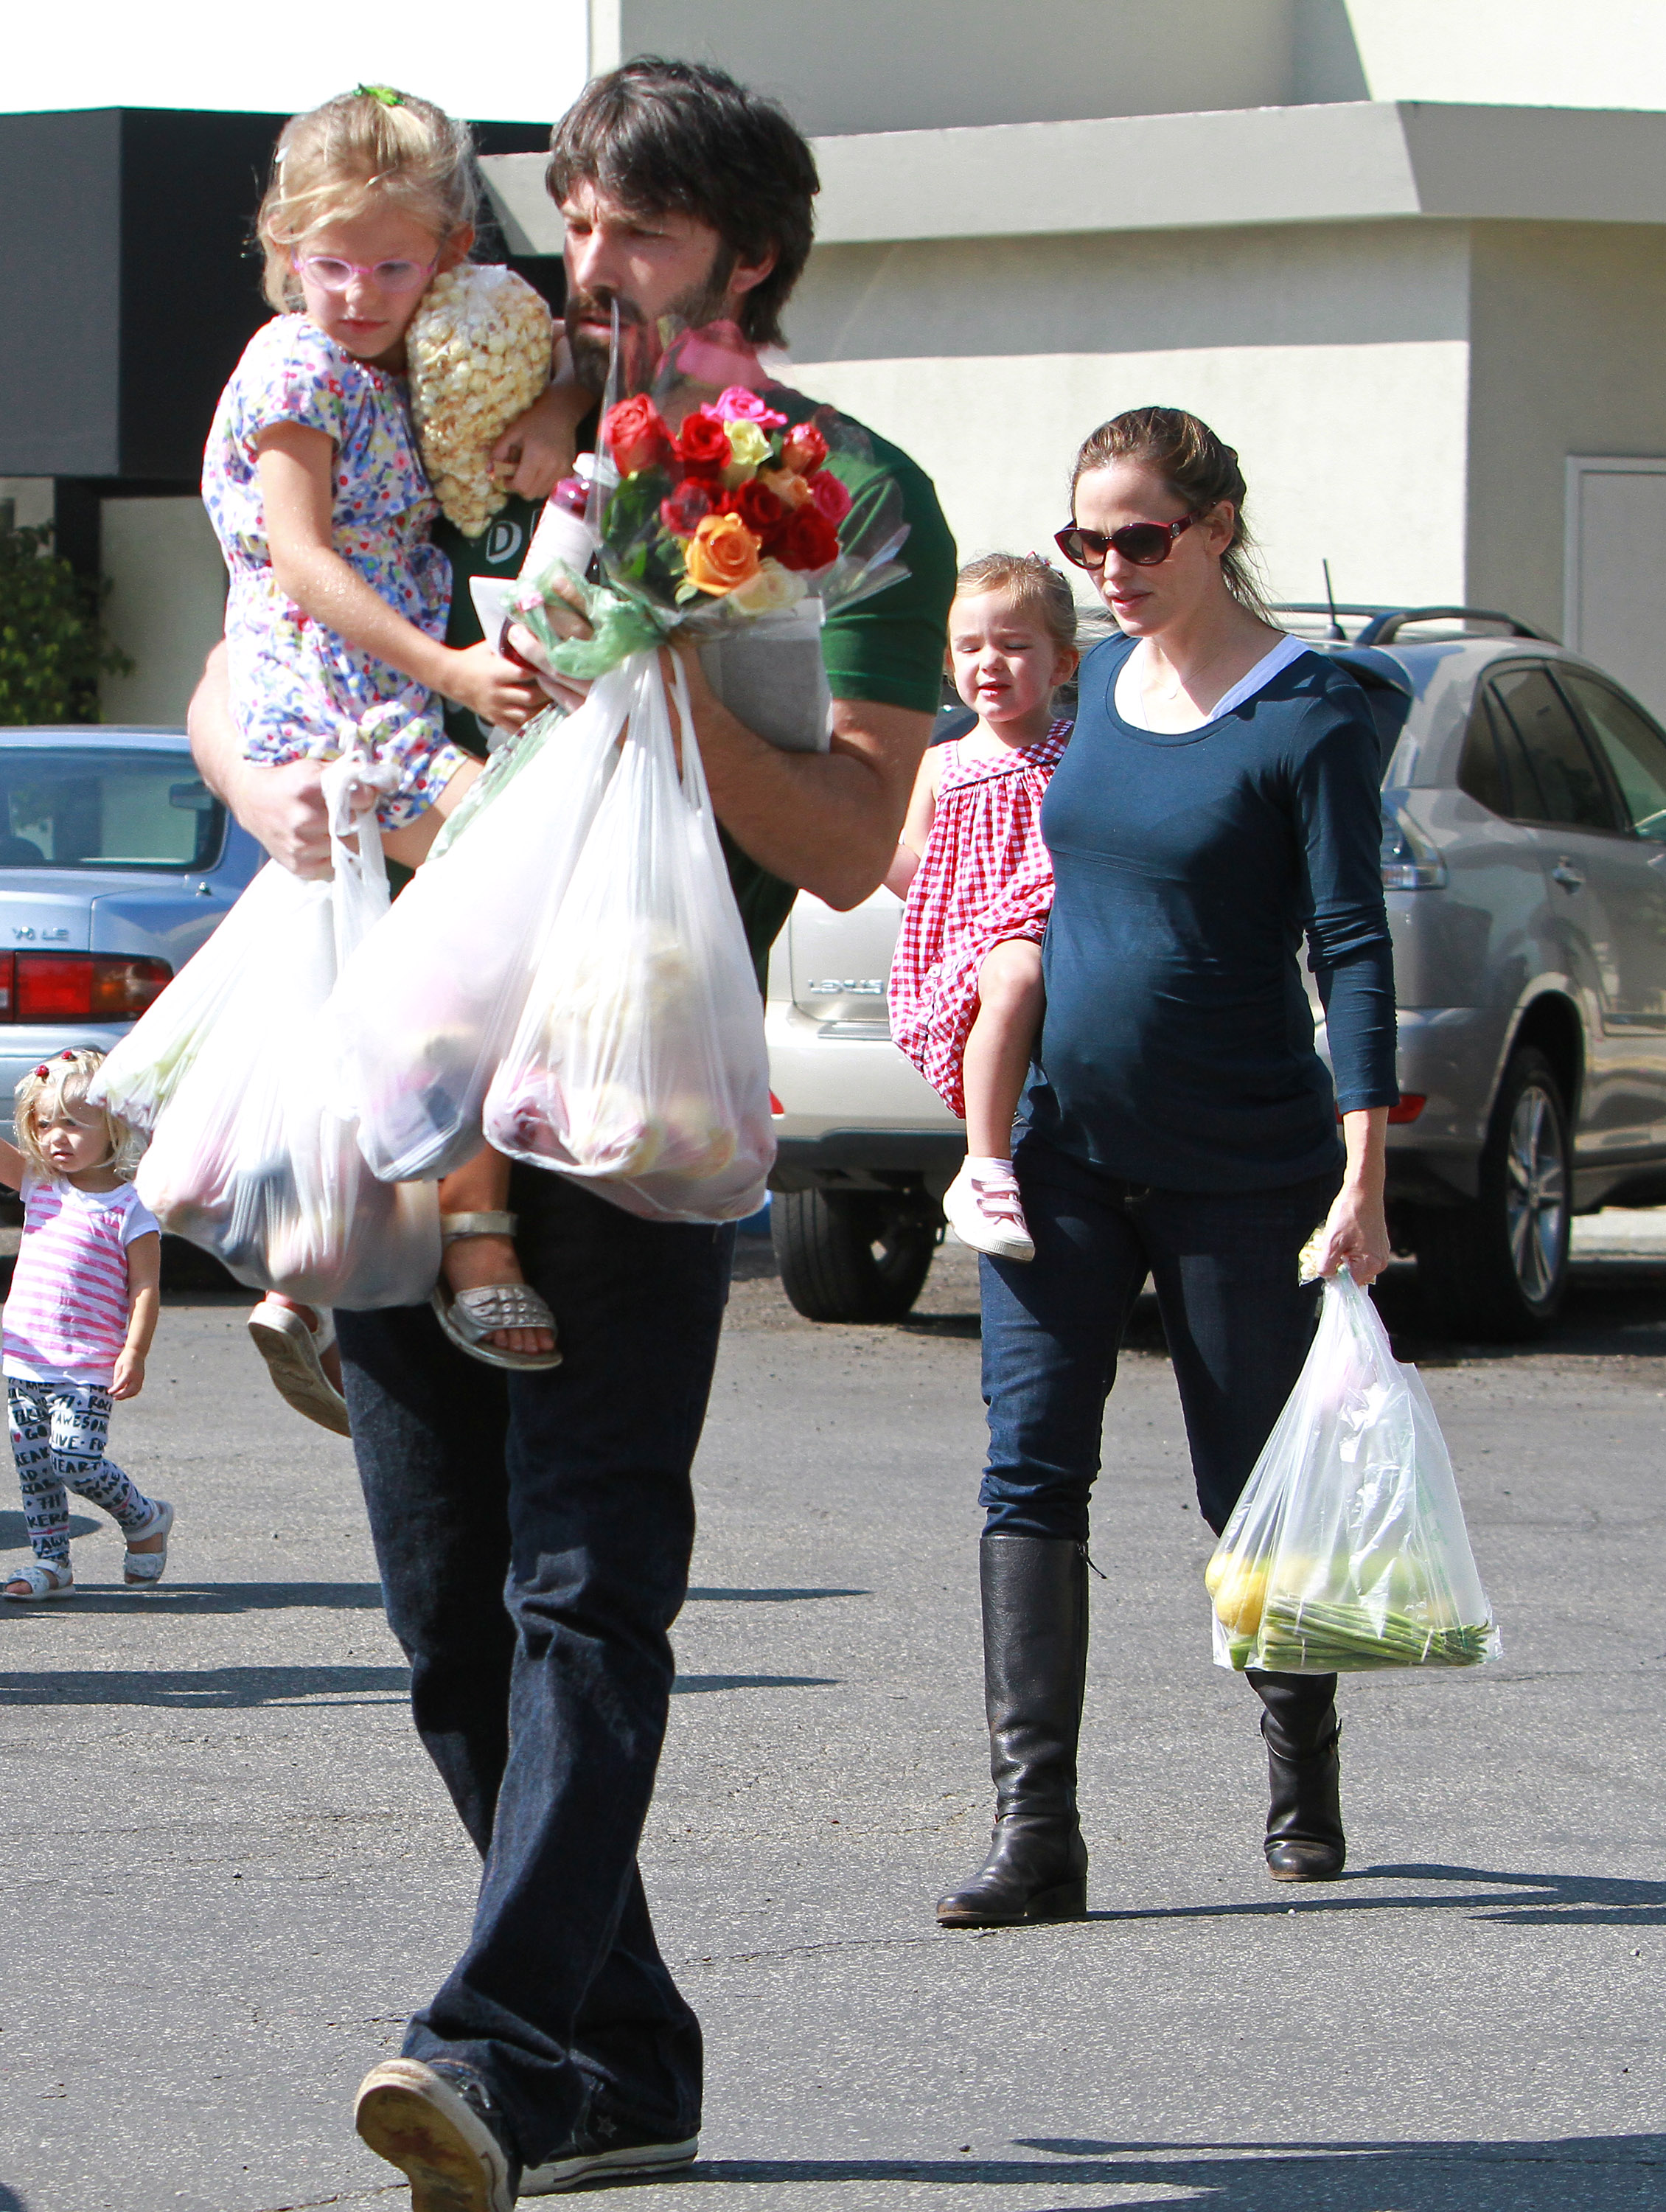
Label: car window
xmin=1561 ymin=672 xmax=1666 ymax=840
xmin=0 ymin=750 xmax=225 ymax=871
xmin=1457 ymin=695 xmax=1516 ymax=816
xmin=1488 ymin=667 xmax=1618 ymax=832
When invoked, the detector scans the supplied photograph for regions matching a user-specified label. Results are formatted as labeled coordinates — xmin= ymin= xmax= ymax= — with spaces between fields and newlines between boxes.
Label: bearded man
xmin=191 ymin=57 xmax=955 ymax=2212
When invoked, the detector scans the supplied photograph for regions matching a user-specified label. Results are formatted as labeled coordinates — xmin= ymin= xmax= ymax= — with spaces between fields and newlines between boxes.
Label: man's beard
xmin=564 ymin=256 xmax=738 ymax=396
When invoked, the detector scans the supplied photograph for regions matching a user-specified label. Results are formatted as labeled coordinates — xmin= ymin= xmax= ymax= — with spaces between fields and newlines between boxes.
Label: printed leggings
xmin=7 ymin=1380 xmax=156 ymax=1565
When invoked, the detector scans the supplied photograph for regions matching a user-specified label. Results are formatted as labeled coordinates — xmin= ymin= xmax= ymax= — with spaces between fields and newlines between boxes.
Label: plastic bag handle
xmin=663 ymin=650 xmax=715 ymax=820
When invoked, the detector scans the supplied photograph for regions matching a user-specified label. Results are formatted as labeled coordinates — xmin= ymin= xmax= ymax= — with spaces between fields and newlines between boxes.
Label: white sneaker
xmin=943 ymin=1161 xmax=1036 ymax=1262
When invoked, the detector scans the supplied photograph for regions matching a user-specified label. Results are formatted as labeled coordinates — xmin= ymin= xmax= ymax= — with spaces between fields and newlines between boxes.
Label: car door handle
xmin=1552 ymin=860 xmax=1585 ymax=892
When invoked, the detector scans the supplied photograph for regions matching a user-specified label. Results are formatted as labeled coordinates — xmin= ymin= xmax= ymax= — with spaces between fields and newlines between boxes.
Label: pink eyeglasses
xmin=294 ymin=254 xmax=437 ymax=295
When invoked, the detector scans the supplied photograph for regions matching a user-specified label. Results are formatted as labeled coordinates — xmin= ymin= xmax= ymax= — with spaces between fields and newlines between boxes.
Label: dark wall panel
xmin=0 ymin=111 xmax=124 ymax=475
xmin=118 ymin=108 xmax=287 ymax=480
xmin=1 ymin=107 xmax=562 ymax=484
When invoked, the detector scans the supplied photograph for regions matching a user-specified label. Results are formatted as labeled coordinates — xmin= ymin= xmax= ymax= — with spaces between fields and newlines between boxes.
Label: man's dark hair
xmin=548 ymin=58 xmax=818 ymax=347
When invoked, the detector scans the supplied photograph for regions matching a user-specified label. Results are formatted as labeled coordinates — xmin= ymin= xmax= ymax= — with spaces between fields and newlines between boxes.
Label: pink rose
xmin=714 ymin=385 xmax=787 ymax=430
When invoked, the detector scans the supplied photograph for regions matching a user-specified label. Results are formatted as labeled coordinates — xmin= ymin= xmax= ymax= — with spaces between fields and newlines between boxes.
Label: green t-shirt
xmin=432 ymin=396 xmax=957 ymax=979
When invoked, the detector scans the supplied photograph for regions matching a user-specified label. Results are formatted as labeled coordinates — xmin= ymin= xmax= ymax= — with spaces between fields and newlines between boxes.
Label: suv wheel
xmin=772 ymin=1187 xmax=940 ymax=1323
xmin=1412 ymin=1046 xmax=1571 ymax=1340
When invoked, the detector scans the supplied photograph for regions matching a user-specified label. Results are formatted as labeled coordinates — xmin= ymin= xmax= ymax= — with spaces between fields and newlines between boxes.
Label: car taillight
xmin=1387 ymin=1094 xmax=1426 ymax=1124
xmin=770 ymin=1091 xmax=785 ymax=1116
xmin=10 ymin=953 xmax=171 ymax=1022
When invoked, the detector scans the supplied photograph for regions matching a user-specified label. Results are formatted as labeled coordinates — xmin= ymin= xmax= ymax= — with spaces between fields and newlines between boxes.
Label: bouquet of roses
xmin=509 ymin=317 xmax=911 ymax=751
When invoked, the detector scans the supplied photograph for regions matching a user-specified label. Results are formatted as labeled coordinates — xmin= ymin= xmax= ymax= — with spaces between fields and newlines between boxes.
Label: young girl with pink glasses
xmin=202 ymin=86 xmax=554 ymax=1431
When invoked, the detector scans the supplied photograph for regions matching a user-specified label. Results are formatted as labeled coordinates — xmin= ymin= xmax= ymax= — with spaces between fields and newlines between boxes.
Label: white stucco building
xmin=7 ymin=1 xmax=1666 ymax=717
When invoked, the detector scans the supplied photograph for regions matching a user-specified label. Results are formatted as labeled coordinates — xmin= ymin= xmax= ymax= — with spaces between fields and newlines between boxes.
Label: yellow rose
xmin=683 ymin=512 xmax=763 ymax=595
xmin=724 ymin=420 xmax=771 ymax=474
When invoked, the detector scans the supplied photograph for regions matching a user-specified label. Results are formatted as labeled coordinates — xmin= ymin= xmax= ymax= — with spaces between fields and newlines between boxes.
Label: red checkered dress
xmin=887 ymin=721 xmax=1072 ymax=1119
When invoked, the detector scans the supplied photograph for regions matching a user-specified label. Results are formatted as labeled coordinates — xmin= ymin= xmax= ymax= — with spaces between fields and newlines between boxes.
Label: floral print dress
xmin=203 ymin=316 xmax=466 ymax=830
xmin=888 ymin=722 xmax=1072 ymax=1119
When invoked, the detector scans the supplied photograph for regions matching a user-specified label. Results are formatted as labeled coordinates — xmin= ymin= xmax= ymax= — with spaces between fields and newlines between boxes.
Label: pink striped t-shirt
xmin=2 ymin=1175 xmax=161 ymax=1387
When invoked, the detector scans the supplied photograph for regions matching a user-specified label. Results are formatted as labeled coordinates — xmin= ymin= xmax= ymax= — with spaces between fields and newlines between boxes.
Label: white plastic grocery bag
xmin=94 ymin=758 xmax=438 ymax=1309
xmin=483 ymin=654 xmax=776 ymax=1222
xmin=1205 ymin=1269 xmax=1499 ymax=1674
xmin=324 ymin=669 xmax=634 ymax=1183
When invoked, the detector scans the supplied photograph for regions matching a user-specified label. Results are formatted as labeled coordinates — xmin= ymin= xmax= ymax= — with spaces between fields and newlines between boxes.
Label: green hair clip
xmin=354 ymin=83 xmax=404 ymax=107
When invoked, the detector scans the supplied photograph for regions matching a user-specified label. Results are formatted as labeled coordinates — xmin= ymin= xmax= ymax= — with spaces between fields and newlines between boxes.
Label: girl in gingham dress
xmin=1 ymin=1051 xmax=170 ymax=1601
xmin=887 ymin=554 xmax=1078 ymax=1261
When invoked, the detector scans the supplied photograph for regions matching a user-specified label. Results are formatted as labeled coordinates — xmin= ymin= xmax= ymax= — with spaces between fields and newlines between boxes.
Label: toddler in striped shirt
xmin=0 ymin=1050 xmax=170 ymax=1602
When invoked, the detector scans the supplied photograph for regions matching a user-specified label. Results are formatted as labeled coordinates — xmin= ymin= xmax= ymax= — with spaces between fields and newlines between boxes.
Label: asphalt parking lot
xmin=0 ymin=1220 xmax=1662 ymax=2211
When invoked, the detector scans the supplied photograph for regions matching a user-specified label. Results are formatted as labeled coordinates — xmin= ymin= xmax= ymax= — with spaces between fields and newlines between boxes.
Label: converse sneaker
xmin=943 ymin=1160 xmax=1036 ymax=1262
xmin=355 ymin=2057 xmax=520 ymax=2212
xmin=520 ymin=2123 xmax=699 ymax=2195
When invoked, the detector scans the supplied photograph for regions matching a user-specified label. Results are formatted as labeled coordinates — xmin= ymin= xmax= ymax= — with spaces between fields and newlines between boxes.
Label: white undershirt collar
xmin=1113 ymin=631 xmax=1311 ymax=732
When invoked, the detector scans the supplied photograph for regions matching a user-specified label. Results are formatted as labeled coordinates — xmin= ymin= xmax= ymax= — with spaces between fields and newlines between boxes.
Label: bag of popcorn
xmin=407 ymin=264 xmax=554 ymax=538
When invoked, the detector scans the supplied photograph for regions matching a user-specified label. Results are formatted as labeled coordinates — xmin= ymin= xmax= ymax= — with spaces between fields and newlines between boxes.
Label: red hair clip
xmin=33 ymin=1065 xmax=49 ymax=1080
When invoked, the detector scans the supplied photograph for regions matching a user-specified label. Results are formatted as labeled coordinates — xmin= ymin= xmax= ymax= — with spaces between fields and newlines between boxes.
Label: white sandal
xmin=943 ymin=1161 xmax=1036 ymax=1263
xmin=248 ymin=1301 xmax=352 ymax=1436
xmin=124 ymin=1498 xmax=174 ymax=1587
xmin=431 ymin=1212 xmax=562 ymax=1374
xmin=4 ymin=1559 xmax=74 ymax=1601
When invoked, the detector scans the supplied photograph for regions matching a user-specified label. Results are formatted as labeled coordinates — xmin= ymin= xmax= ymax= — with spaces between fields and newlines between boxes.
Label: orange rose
xmin=760 ymin=466 xmax=813 ymax=511
xmin=683 ymin=511 xmax=761 ymax=595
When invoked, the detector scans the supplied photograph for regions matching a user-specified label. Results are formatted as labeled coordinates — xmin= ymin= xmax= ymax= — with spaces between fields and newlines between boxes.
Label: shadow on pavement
xmin=0 ymin=1579 xmax=387 ymax=1615
xmin=0 ymin=1664 xmax=837 ymax=1706
xmin=686 ymin=1587 xmax=868 ymax=1603
xmin=690 ymin=2132 xmax=1662 ymax=2205
xmin=1064 ymin=1860 xmax=1666 ymax=1930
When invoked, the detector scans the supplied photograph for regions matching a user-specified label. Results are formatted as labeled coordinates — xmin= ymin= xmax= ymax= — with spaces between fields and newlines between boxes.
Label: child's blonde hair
xmin=954 ymin=552 xmax=1079 ymax=656
xmin=257 ymin=86 xmax=480 ymax=313
xmin=14 ymin=1051 xmax=142 ymax=1184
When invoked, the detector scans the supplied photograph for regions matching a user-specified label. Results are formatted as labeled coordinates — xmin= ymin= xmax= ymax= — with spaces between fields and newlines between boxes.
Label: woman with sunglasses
xmin=937 ymin=406 xmax=1397 ymax=1928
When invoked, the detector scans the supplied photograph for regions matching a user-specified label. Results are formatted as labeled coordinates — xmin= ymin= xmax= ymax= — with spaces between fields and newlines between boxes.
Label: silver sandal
xmin=124 ymin=1498 xmax=174 ymax=1587
xmin=431 ymin=1211 xmax=562 ymax=1373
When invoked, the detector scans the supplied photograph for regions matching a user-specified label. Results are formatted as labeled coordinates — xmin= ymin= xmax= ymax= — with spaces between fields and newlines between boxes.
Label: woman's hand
xmin=442 ymin=642 xmax=546 ymax=731
xmin=1310 ymin=1106 xmax=1392 ymax=1284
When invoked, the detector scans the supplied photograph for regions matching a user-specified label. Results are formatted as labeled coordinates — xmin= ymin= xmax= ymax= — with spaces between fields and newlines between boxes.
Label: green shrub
xmin=0 ymin=522 xmax=133 ymax=725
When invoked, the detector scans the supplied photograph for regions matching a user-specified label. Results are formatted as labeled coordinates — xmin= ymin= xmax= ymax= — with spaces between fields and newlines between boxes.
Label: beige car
xmin=764 ymin=883 xmax=961 ymax=1319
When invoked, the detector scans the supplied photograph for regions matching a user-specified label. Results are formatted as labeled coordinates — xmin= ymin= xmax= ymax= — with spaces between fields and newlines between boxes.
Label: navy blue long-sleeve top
xmin=1026 ymin=633 xmax=1398 ymax=1192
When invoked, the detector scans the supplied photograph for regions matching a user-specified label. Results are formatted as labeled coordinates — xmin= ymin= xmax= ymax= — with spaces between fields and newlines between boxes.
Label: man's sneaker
xmin=355 ymin=2056 xmax=520 ymax=2212
xmin=943 ymin=1161 xmax=1036 ymax=1262
xmin=520 ymin=2126 xmax=699 ymax=2195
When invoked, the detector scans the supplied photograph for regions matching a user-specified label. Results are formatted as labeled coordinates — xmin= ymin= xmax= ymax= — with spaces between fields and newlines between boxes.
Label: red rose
xmin=781 ymin=422 xmax=829 ymax=476
xmin=723 ymin=477 xmax=788 ymax=543
xmin=773 ymin=503 xmax=841 ymax=572
xmin=806 ymin=469 xmax=853 ymax=525
xmin=660 ymin=481 xmax=714 ymax=538
xmin=604 ymin=394 xmax=674 ymax=476
xmin=674 ymin=409 xmax=732 ymax=478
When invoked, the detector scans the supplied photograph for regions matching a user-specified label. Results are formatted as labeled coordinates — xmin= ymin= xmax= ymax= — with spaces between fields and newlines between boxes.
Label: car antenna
xmin=1322 ymin=559 xmax=1345 ymax=641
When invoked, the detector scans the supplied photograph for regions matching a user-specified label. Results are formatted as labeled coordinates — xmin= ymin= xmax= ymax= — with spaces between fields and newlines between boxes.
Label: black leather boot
xmin=936 ymin=1534 xmax=1090 ymax=1927
xmin=1248 ymin=1668 xmax=1345 ymax=1881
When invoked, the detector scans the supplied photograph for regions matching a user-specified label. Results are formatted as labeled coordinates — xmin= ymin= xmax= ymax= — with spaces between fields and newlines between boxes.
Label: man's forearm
xmin=685 ymin=667 xmax=930 ymax=909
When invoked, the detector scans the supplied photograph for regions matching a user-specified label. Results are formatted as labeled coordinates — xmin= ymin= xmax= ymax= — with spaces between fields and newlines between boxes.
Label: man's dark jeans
xmin=980 ymin=1139 xmax=1339 ymax=1540
xmin=337 ymin=1163 xmax=735 ymax=2170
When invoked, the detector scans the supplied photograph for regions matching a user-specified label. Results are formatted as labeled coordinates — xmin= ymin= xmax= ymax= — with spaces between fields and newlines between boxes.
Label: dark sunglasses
xmin=1053 ymin=512 xmax=1199 ymax=570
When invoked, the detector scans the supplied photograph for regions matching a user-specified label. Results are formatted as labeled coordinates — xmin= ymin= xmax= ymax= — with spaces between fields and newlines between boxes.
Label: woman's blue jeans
xmin=980 ymin=1138 xmax=1339 ymax=1540
xmin=336 ymin=1164 xmax=734 ymax=2170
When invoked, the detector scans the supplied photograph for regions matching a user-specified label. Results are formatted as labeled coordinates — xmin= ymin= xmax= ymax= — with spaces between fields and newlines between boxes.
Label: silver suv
xmin=767 ymin=608 xmax=1666 ymax=1338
